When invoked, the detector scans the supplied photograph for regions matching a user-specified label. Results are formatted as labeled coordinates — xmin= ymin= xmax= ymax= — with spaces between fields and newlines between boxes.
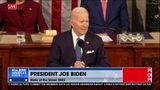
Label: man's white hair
xmin=70 ymin=7 xmax=88 ymax=20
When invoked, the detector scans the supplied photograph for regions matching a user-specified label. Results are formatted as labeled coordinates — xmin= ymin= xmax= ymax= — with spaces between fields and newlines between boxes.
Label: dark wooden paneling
xmin=0 ymin=47 xmax=11 ymax=90
xmin=134 ymin=47 xmax=160 ymax=90
xmin=9 ymin=48 xmax=49 ymax=67
xmin=105 ymin=47 xmax=134 ymax=67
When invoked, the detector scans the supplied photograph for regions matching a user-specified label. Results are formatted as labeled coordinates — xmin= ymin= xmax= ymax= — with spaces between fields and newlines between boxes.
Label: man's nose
xmin=83 ymin=23 xmax=88 ymax=28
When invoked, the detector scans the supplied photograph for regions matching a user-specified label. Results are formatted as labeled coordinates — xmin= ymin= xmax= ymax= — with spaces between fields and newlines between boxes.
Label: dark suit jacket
xmin=81 ymin=0 xmax=130 ymax=34
xmin=0 ymin=0 xmax=48 ymax=33
xmin=48 ymin=30 xmax=110 ymax=67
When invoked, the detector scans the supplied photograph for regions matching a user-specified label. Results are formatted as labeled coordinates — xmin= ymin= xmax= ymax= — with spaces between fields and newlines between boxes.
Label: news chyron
xmin=8 ymin=67 xmax=152 ymax=86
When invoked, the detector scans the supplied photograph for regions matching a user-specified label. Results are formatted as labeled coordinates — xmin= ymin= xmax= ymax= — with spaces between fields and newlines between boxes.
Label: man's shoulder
xmin=87 ymin=31 xmax=100 ymax=37
xmin=56 ymin=30 xmax=70 ymax=37
xmin=53 ymin=31 xmax=71 ymax=41
xmin=87 ymin=31 xmax=102 ymax=41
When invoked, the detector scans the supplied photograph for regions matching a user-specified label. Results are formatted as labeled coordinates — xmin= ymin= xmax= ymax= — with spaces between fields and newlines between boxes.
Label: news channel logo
xmin=8 ymin=68 xmax=29 ymax=83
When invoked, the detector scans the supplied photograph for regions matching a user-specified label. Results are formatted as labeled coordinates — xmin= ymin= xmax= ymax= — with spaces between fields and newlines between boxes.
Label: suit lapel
xmin=81 ymin=32 xmax=92 ymax=61
xmin=106 ymin=0 xmax=114 ymax=24
xmin=67 ymin=31 xmax=77 ymax=61
xmin=23 ymin=1 xmax=33 ymax=26
xmin=95 ymin=0 xmax=106 ymax=26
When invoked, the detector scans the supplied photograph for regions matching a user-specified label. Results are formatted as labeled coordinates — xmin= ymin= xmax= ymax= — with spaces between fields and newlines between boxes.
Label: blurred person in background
xmin=0 ymin=0 xmax=48 ymax=33
xmin=81 ymin=0 xmax=130 ymax=34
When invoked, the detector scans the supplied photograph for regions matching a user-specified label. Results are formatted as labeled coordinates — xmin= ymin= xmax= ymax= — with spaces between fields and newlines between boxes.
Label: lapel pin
xmin=86 ymin=42 xmax=89 ymax=44
xmin=29 ymin=8 xmax=32 ymax=11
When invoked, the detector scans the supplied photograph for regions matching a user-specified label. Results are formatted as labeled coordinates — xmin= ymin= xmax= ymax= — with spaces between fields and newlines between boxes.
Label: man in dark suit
xmin=48 ymin=7 xmax=110 ymax=68
xmin=0 ymin=0 xmax=48 ymax=33
xmin=81 ymin=0 xmax=130 ymax=34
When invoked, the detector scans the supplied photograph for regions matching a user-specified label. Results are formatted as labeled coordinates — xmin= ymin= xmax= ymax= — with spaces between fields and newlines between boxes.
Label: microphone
xmin=77 ymin=39 xmax=85 ymax=49
xmin=89 ymin=25 xmax=122 ymax=34
xmin=77 ymin=39 xmax=86 ymax=65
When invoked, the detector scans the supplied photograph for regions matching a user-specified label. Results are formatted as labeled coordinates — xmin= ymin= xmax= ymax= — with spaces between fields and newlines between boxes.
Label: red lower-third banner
xmin=123 ymin=67 xmax=152 ymax=83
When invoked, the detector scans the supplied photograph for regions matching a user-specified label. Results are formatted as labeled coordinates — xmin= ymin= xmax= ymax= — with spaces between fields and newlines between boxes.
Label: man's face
xmin=71 ymin=12 xmax=89 ymax=36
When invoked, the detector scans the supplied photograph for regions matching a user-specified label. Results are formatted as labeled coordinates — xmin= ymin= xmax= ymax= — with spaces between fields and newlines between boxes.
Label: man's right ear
xmin=70 ymin=20 xmax=73 ymax=27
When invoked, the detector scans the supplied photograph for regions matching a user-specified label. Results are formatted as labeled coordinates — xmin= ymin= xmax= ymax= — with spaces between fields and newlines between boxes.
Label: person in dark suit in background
xmin=81 ymin=0 xmax=130 ymax=34
xmin=0 ymin=0 xmax=48 ymax=33
xmin=48 ymin=7 xmax=110 ymax=68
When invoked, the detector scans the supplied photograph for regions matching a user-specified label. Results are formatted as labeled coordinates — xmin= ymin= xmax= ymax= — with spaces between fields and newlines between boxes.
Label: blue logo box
xmin=8 ymin=68 xmax=29 ymax=83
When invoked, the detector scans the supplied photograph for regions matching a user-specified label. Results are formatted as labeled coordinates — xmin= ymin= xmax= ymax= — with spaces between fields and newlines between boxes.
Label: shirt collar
xmin=72 ymin=29 xmax=85 ymax=41
xmin=72 ymin=29 xmax=85 ymax=48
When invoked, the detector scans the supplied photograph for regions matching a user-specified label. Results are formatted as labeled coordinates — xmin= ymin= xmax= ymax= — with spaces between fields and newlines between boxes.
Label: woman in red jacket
xmin=0 ymin=0 xmax=48 ymax=33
